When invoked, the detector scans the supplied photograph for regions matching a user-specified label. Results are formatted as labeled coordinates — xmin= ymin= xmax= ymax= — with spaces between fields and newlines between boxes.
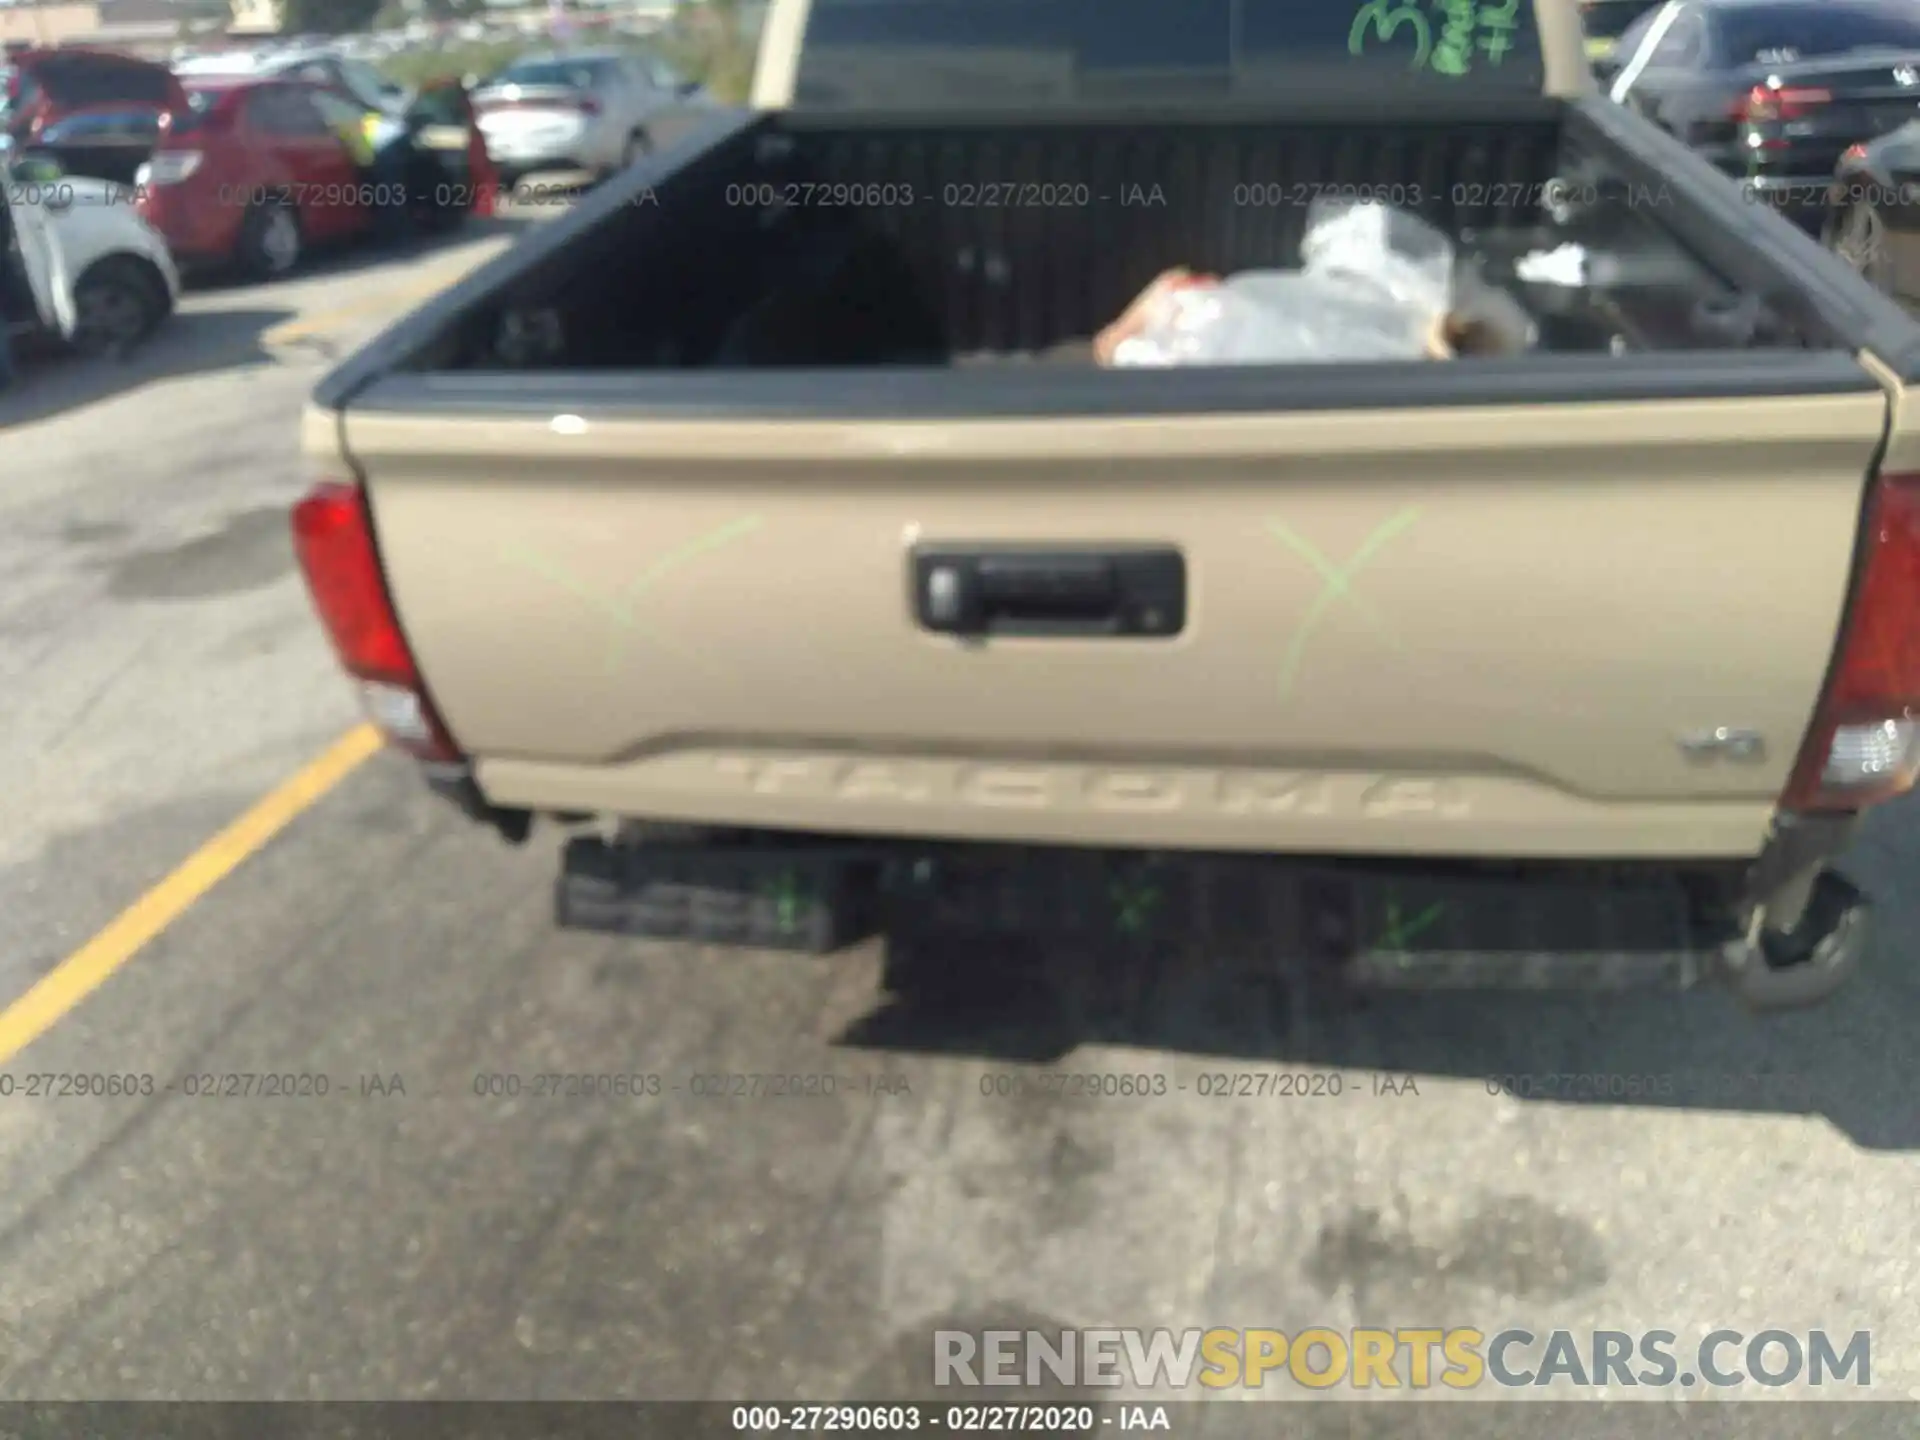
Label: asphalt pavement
xmin=0 ymin=211 xmax=1918 ymax=1414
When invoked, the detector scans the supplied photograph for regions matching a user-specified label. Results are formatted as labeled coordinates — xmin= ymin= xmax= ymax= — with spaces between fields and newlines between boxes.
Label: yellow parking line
xmin=0 ymin=724 xmax=383 ymax=1067
xmin=262 ymin=249 xmax=499 ymax=345
xmin=262 ymin=283 xmax=454 ymax=346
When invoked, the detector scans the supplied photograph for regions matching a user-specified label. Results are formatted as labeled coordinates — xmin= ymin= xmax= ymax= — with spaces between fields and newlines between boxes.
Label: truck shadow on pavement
xmin=0 ymin=306 xmax=296 ymax=431
xmin=835 ymin=799 xmax=1920 ymax=1153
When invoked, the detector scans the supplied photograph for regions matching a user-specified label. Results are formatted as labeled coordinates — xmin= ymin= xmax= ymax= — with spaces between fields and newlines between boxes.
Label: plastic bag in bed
xmin=1105 ymin=199 xmax=1457 ymax=366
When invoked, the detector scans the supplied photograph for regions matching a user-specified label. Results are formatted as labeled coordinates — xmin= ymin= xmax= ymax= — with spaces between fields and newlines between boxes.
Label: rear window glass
xmin=486 ymin=59 xmax=614 ymax=89
xmin=794 ymin=0 xmax=1547 ymax=109
xmin=38 ymin=108 xmax=162 ymax=143
xmin=338 ymin=58 xmax=393 ymax=108
xmin=1715 ymin=1 xmax=1920 ymax=64
xmin=407 ymin=83 xmax=469 ymax=126
xmin=30 ymin=56 xmax=175 ymax=106
xmin=652 ymin=58 xmax=690 ymax=88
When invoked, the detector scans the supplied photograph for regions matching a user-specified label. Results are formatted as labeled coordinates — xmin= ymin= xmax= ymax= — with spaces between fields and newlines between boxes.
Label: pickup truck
xmin=294 ymin=0 xmax=1920 ymax=1011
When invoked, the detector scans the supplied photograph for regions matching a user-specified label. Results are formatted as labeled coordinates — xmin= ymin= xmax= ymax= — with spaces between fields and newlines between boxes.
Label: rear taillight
xmin=145 ymin=149 xmax=203 ymax=184
xmin=1782 ymin=472 xmax=1920 ymax=811
xmin=1735 ymin=83 xmax=1831 ymax=123
xmin=574 ymin=96 xmax=601 ymax=115
xmin=292 ymin=481 xmax=463 ymax=764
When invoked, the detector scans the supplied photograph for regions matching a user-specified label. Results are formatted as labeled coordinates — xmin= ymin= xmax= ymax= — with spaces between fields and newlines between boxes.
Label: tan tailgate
xmin=335 ymin=391 xmax=1883 ymax=858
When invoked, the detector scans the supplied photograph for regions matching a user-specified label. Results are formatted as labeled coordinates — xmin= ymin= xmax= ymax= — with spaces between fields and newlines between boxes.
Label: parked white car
xmin=470 ymin=49 xmax=714 ymax=184
xmin=2 ymin=145 xmax=179 ymax=359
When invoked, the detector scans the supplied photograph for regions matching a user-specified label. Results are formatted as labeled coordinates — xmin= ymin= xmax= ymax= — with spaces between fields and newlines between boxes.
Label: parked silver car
xmin=470 ymin=50 xmax=711 ymax=185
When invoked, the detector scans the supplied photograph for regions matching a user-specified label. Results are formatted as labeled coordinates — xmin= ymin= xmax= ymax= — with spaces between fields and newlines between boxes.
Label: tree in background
xmin=666 ymin=0 xmax=754 ymax=101
xmin=283 ymin=0 xmax=385 ymax=34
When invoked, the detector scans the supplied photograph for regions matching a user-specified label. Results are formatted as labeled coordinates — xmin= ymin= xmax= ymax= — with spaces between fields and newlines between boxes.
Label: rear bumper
xmin=136 ymin=186 xmax=244 ymax=267
xmin=471 ymin=752 xmax=1786 ymax=860
xmin=439 ymin=754 xmax=1857 ymax=898
xmin=490 ymin=157 xmax=591 ymax=189
xmin=423 ymin=755 xmax=1867 ymax=1007
xmin=482 ymin=115 xmax=619 ymax=177
xmin=478 ymin=135 xmax=588 ymax=176
xmin=147 ymin=238 xmax=182 ymax=305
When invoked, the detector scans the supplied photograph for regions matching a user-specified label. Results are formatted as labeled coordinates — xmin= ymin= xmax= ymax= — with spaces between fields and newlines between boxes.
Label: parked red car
xmin=135 ymin=75 xmax=498 ymax=280
xmin=3 ymin=47 xmax=187 ymax=185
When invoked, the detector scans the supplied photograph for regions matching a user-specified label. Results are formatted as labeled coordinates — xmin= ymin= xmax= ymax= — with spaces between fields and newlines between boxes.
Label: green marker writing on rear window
xmin=1347 ymin=0 xmax=1520 ymax=73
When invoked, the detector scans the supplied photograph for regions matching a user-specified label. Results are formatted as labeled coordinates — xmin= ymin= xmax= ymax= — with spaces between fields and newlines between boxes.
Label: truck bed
xmin=399 ymin=103 xmax=1854 ymax=375
xmin=311 ymin=95 xmax=1919 ymax=864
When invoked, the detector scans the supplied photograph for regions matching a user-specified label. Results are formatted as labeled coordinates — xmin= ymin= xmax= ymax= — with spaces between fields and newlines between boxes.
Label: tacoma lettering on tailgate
xmin=707 ymin=756 xmax=1479 ymax=819
xmin=1359 ymin=777 xmax=1471 ymax=818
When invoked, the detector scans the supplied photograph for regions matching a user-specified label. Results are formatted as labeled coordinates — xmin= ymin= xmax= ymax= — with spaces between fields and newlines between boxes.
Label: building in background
xmin=0 ymin=2 xmax=106 ymax=49
xmin=0 ymin=0 xmax=186 ymax=56
xmin=226 ymin=0 xmax=281 ymax=37
xmin=94 ymin=0 xmax=182 ymax=52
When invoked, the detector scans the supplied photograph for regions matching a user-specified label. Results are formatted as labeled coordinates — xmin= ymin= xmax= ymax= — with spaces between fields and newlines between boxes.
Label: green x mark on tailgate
xmin=497 ymin=515 xmax=765 ymax=678
xmin=1266 ymin=506 xmax=1422 ymax=701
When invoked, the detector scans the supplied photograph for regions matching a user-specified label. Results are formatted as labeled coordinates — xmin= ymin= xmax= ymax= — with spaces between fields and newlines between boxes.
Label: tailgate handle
xmin=979 ymin=555 xmax=1115 ymax=613
xmin=911 ymin=545 xmax=1185 ymax=638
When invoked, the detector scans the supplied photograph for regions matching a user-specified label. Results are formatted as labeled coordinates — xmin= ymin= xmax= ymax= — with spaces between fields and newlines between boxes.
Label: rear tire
xmin=234 ymin=196 xmax=302 ymax=281
xmin=608 ymin=129 xmax=649 ymax=180
xmin=68 ymin=258 xmax=166 ymax=359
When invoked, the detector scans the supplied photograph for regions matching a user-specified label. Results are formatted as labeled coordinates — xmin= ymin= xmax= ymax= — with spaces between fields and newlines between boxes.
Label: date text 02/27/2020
xmin=977 ymin=1071 xmax=1417 ymax=1099
xmin=729 ymin=1404 xmax=1174 ymax=1432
